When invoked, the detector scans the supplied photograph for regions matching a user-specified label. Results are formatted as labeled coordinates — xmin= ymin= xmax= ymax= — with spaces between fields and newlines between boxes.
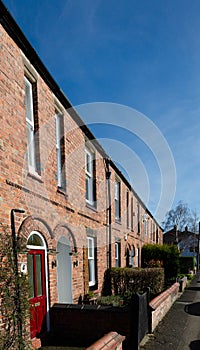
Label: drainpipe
xmin=11 ymin=209 xmax=25 ymax=349
xmin=105 ymin=158 xmax=112 ymax=269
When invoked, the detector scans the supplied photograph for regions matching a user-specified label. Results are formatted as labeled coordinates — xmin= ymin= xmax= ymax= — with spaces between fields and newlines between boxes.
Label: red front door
xmin=27 ymin=250 xmax=47 ymax=338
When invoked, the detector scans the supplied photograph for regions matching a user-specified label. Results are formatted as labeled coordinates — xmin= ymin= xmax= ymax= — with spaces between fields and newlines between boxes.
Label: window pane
xmin=115 ymin=181 xmax=120 ymax=220
xmin=88 ymin=258 xmax=95 ymax=285
xmin=87 ymin=236 xmax=95 ymax=286
xmin=115 ymin=243 xmax=118 ymax=259
xmin=86 ymin=177 xmax=89 ymax=200
xmin=26 ymin=123 xmax=35 ymax=168
xmin=24 ymin=78 xmax=33 ymax=122
xmin=27 ymin=254 xmax=34 ymax=298
xmin=36 ymin=254 xmax=42 ymax=297
xmin=85 ymin=148 xmax=95 ymax=205
xmin=88 ymin=237 xmax=94 ymax=258
xmin=56 ymin=114 xmax=65 ymax=188
xmin=27 ymin=234 xmax=43 ymax=246
xmin=115 ymin=182 xmax=118 ymax=199
xmin=86 ymin=175 xmax=93 ymax=203
xmin=86 ymin=152 xmax=91 ymax=173
xmin=115 ymin=243 xmax=120 ymax=267
xmin=56 ymin=147 xmax=62 ymax=186
xmin=56 ymin=115 xmax=62 ymax=186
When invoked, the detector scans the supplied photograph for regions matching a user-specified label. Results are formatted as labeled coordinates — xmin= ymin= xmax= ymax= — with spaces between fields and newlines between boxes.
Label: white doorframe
xmin=27 ymin=231 xmax=50 ymax=331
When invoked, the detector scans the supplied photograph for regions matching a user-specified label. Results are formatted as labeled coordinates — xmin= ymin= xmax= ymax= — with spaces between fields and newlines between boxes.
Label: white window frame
xmin=115 ymin=180 xmax=121 ymax=221
xmin=143 ymin=214 xmax=147 ymax=235
xmin=129 ymin=245 xmax=135 ymax=267
xmin=115 ymin=242 xmax=120 ymax=267
xmin=137 ymin=203 xmax=140 ymax=234
xmin=24 ymin=76 xmax=36 ymax=173
xmin=131 ymin=197 xmax=134 ymax=231
xmin=85 ymin=148 xmax=94 ymax=205
xmin=126 ymin=191 xmax=129 ymax=228
xmin=87 ymin=237 xmax=95 ymax=286
xmin=55 ymin=113 xmax=64 ymax=188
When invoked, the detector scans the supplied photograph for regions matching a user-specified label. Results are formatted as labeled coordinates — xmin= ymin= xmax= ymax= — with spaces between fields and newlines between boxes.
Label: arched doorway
xmin=27 ymin=231 xmax=49 ymax=339
xmin=56 ymin=236 xmax=72 ymax=303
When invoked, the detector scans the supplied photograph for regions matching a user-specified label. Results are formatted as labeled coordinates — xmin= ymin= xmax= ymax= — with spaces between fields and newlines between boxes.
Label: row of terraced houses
xmin=0 ymin=1 xmax=163 ymax=348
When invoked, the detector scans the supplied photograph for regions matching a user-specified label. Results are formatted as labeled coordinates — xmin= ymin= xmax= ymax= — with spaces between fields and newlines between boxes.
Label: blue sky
xmin=3 ymin=0 xmax=200 ymax=223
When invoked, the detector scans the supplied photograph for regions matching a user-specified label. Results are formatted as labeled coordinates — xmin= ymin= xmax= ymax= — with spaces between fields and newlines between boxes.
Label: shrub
xmin=96 ymin=295 xmax=122 ymax=307
xmin=101 ymin=267 xmax=164 ymax=298
xmin=141 ymin=243 xmax=180 ymax=281
xmin=0 ymin=224 xmax=31 ymax=349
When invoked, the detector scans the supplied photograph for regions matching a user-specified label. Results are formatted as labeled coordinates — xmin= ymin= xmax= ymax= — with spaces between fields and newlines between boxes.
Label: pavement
xmin=140 ymin=271 xmax=200 ymax=350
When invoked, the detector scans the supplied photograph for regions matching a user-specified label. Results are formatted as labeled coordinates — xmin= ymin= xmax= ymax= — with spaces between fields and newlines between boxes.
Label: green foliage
xmin=179 ymin=256 xmax=195 ymax=274
xmin=141 ymin=243 xmax=180 ymax=280
xmin=102 ymin=267 xmax=164 ymax=298
xmin=0 ymin=224 xmax=31 ymax=349
xmin=177 ymin=273 xmax=194 ymax=281
xmin=96 ymin=295 xmax=122 ymax=307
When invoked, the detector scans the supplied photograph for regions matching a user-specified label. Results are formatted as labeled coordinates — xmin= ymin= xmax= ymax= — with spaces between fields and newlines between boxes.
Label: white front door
xmin=56 ymin=236 xmax=72 ymax=303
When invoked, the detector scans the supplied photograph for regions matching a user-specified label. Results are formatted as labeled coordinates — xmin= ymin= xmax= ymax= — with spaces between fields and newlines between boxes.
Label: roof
xmin=164 ymin=226 xmax=198 ymax=244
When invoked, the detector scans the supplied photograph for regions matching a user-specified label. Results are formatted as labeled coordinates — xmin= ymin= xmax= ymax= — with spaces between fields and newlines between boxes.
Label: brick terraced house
xmin=0 ymin=1 xmax=163 ymax=347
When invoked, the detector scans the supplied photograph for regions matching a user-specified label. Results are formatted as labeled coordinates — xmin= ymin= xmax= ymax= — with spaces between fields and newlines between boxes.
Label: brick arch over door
xmin=53 ymin=223 xmax=77 ymax=253
xmin=18 ymin=215 xmax=54 ymax=249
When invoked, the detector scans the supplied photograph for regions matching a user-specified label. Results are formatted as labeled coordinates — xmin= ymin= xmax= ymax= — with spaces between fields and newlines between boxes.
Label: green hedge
xmin=141 ymin=244 xmax=180 ymax=280
xmin=179 ymin=256 xmax=195 ymax=274
xmin=101 ymin=267 xmax=164 ymax=297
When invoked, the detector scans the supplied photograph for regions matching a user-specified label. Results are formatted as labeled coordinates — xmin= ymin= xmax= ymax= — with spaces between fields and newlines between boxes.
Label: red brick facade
xmin=0 ymin=2 xmax=163 ymax=346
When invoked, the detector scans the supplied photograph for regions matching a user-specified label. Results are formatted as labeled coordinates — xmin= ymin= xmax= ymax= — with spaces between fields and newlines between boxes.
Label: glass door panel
xmin=27 ymin=254 xmax=34 ymax=298
xmin=36 ymin=254 xmax=42 ymax=296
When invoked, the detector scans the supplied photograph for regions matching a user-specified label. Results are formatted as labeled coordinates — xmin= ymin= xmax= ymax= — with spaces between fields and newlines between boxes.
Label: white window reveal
xmin=87 ymin=236 xmax=95 ymax=286
xmin=85 ymin=148 xmax=94 ymax=205
xmin=24 ymin=76 xmax=36 ymax=172
xmin=115 ymin=242 xmax=120 ymax=267
xmin=55 ymin=113 xmax=65 ymax=189
xmin=115 ymin=180 xmax=121 ymax=221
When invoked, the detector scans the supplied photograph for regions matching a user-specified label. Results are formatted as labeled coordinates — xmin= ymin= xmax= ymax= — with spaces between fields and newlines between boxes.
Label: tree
xmin=162 ymin=201 xmax=191 ymax=232
xmin=189 ymin=209 xmax=199 ymax=233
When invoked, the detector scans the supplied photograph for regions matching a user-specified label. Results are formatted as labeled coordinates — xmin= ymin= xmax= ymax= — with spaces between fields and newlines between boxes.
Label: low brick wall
xmin=149 ymin=282 xmax=180 ymax=332
xmin=86 ymin=331 xmax=125 ymax=350
xmin=48 ymin=304 xmax=131 ymax=349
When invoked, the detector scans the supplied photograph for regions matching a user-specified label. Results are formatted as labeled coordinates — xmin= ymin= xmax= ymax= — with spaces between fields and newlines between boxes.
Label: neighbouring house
xmin=0 ymin=1 xmax=163 ymax=347
xmin=164 ymin=225 xmax=198 ymax=259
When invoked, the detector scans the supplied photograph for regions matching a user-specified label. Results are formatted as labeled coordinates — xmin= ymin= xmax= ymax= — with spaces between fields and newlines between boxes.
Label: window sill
xmin=27 ymin=171 xmax=43 ymax=183
xmin=86 ymin=202 xmax=97 ymax=212
xmin=115 ymin=219 xmax=122 ymax=225
xmin=57 ymin=187 xmax=68 ymax=197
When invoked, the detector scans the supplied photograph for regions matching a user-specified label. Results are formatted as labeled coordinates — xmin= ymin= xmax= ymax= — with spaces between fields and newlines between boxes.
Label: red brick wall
xmin=86 ymin=331 xmax=125 ymax=350
xmin=149 ymin=282 xmax=180 ymax=332
xmin=0 ymin=15 xmax=163 ymax=344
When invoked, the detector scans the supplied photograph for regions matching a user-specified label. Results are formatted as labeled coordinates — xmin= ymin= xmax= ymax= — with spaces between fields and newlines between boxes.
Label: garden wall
xmin=46 ymin=304 xmax=131 ymax=349
xmin=85 ymin=332 xmax=125 ymax=350
xmin=43 ymin=298 xmax=150 ymax=350
xmin=149 ymin=282 xmax=180 ymax=332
